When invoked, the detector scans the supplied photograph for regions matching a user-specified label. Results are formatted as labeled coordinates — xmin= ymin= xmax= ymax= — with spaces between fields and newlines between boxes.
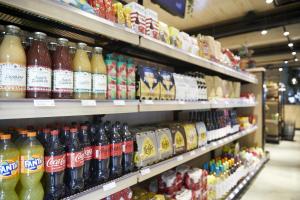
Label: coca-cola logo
xmin=75 ymin=152 xmax=84 ymax=162
xmin=45 ymin=154 xmax=66 ymax=173
xmin=66 ymin=151 xmax=84 ymax=168
xmin=84 ymin=146 xmax=93 ymax=161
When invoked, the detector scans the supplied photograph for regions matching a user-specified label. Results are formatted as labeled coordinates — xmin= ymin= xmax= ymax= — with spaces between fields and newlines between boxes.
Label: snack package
xmin=136 ymin=66 xmax=160 ymax=100
xmin=195 ymin=121 xmax=207 ymax=147
xmin=214 ymin=76 xmax=223 ymax=98
xmin=204 ymin=75 xmax=216 ymax=100
xmin=116 ymin=55 xmax=127 ymax=99
xmin=185 ymin=168 xmax=202 ymax=199
xmin=123 ymin=6 xmax=132 ymax=28
xmin=104 ymin=0 xmax=115 ymax=22
xmin=88 ymin=0 xmax=105 ymax=17
xmin=204 ymin=36 xmax=215 ymax=60
xmin=173 ymin=73 xmax=186 ymax=101
xmin=155 ymin=128 xmax=173 ymax=160
xmin=145 ymin=9 xmax=159 ymax=39
xmin=233 ymin=81 xmax=241 ymax=98
xmin=197 ymin=34 xmax=209 ymax=59
xmin=126 ymin=57 xmax=136 ymax=100
xmin=169 ymin=26 xmax=181 ymax=48
xmin=190 ymin=36 xmax=199 ymax=55
xmin=176 ymin=165 xmax=190 ymax=191
xmin=182 ymin=123 xmax=198 ymax=151
xmin=125 ymin=2 xmax=146 ymax=34
xmin=175 ymin=188 xmax=193 ymax=200
xmin=168 ymin=123 xmax=187 ymax=154
xmin=113 ymin=2 xmax=125 ymax=25
xmin=178 ymin=32 xmax=191 ymax=52
xmin=159 ymin=21 xmax=170 ymax=44
xmin=105 ymin=53 xmax=117 ymax=99
xmin=60 ymin=0 xmax=95 ymax=14
xmin=104 ymin=187 xmax=133 ymax=200
xmin=158 ymin=170 xmax=178 ymax=197
xmin=159 ymin=70 xmax=175 ymax=100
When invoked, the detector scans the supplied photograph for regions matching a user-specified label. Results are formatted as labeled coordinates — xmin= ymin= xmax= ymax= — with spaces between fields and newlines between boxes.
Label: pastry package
xmin=158 ymin=21 xmax=170 ymax=44
xmin=182 ymin=123 xmax=198 ymax=151
xmin=159 ymin=70 xmax=175 ymax=100
xmin=125 ymin=2 xmax=146 ymax=34
xmin=145 ymin=8 xmax=159 ymax=39
xmin=136 ymin=66 xmax=160 ymax=100
xmin=155 ymin=128 xmax=173 ymax=160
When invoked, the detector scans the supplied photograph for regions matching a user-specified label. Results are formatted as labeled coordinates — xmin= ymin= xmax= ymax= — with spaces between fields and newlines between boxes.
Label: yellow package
xmin=123 ymin=6 xmax=132 ymax=28
xmin=137 ymin=66 xmax=160 ymax=100
xmin=182 ymin=123 xmax=198 ymax=151
xmin=158 ymin=21 xmax=170 ymax=44
xmin=113 ymin=2 xmax=125 ymax=25
xmin=169 ymin=26 xmax=181 ymax=48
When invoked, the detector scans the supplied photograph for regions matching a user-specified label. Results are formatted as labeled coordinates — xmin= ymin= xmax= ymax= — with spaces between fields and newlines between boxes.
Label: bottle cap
xmin=77 ymin=42 xmax=87 ymax=49
xmin=93 ymin=46 xmax=103 ymax=53
xmin=19 ymin=130 xmax=28 ymax=135
xmin=57 ymin=37 xmax=69 ymax=45
xmin=51 ymin=130 xmax=59 ymax=135
xmin=0 ymin=134 xmax=11 ymax=140
xmin=80 ymin=125 xmax=88 ymax=131
xmin=33 ymin=32 xmax=47 ymax=40
xmin=63 ymin=126 xmax=70 ymax=131
xmin=70 ymin=128 xmax=78 ymax=133
xmin=5 ymin=25 xmax=20 ymax=34
xmin=27 ymin=131 xmax=36 ymax=137
xmin=43 ymin=128 xmax=51 ymax=134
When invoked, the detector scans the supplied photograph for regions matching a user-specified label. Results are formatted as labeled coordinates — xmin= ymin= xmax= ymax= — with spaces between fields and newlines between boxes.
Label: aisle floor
xmin=241 ymin=131 xmax=300 ymax=200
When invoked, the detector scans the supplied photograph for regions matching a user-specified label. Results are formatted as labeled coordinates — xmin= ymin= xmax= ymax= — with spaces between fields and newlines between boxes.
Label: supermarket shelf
xmin=0 ymin=0 xmax=140 ymax=45
xmin=265 ymin=119 xmax=279 ymax=124
xmin=64 ymin=172 xmax=138 ymax=200
xmin=140 ymin=36 xmax=258 ymax=84
xmin=137 ymin=125 xmax=258 ymax=182
xmin=225 ymin=155 xmax=269 ymax=200
xmin=266 ymin=101 xmax=278 ymax=105
xmin=210 ymin=98 xmax=257 ymax=109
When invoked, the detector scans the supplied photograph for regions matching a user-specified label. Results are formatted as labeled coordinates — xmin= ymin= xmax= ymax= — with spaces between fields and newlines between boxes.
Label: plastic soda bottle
xmin=19 ymin=131 xmax=44 ymax=200
xmin=109 ymin=124 xmax=123 ymax=179
xmin=0 ymin=134 xmax=19 ymax=200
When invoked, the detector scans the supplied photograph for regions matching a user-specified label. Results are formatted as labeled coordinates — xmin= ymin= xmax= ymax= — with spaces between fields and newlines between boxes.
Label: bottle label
xmin=0 ymin=63 xmax=26 ymax=92
xmin=175 ymin=131 xmax=185 ymax=149
xmin=110 ymin=143 xmax=122 ymax=157
xmin=21 ymin=154 xmax=44 ymax=174
xmin=92 ymin=73 xmax=107 ymax=94
xmin=27 ymin=65 xmax=52 ymax=92
xmin=66 ymin=151 xmax=84 ymax=168
xmin=84 ymin=146 xmax=93 ymax=161
xmin=122 ymin=141 xmax=133 ymax=154
xmin=74 ymin=72 xmax=91 ymax=93
xmin=0 ymin=157 xmax=19 ymax=179
xmin=160 ymin=134 xmax=171 ymax=153
xmin=53 ymin=69 xmax=73 ymax=93
xmin=142 ymin=137 xmax=156 ymax=158
xmin=45 ymin=154 xmax=66 ymax=173
xmin=93 ymin=145 xmax=110 ymax=160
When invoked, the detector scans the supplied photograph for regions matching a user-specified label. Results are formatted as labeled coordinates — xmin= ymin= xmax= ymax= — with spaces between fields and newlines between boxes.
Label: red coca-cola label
xmin=45 ymin=154 xmax=66 ymax=173
xmin=110 ymin=143 xmax=122 ymax=157
xmin=123 ymin=141 xmax=134 ymax=154
xmin=93 ymin=145 xmax=110 ymax=160
xmin=66 ymin=151 xmax=84 ymax=168
xmin=84 ymin=146 xmax=93 ymax=161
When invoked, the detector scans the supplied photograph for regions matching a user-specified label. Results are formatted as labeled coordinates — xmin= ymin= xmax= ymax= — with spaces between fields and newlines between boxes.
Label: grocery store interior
xmin=0 ymin=0 xmax=299 ymax=200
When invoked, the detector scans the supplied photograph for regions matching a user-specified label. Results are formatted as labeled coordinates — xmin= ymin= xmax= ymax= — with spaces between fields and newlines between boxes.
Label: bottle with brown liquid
xmin=52 ymin=38 xmax=73 ymax=99
xmin=26 ymin=32 xmax=52 ymax=98
xmin=73 ymin=42 xmax=92 ymax=99
xmin=91 ymin=47 xmax=107 ymax=100
xmin=0 ymin=25 xmax=26 ymax=98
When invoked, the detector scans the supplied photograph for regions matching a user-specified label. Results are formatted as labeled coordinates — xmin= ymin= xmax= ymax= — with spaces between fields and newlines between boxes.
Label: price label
xmin=212 ymin=142 xmax=217 ymax=147
xmin=34 ymin=100 xmax=55 ymax=107
xmin=81 ymin=100 xmax=96 ymax=106
xmin=144 ymin=100 xmax=154 ymax=104
xmin=177 ymin=155 xmax=183 ymax=161
xmin=190 ymin=150 xmax=196 ymax=156
xmin=178 ymin=100 xmax=185 ymax=104
xmin=103 ymin=181 xmax=116 ymax=191
xmin=140 ymin=168 xmax=151 ymax=176
xmin=229 ymin=193 xmax=235 ymax=199
xmin=200 ymin=147 xmax=206 ymax=151
xmin=113 ymin=100 xmax=126 ymax=106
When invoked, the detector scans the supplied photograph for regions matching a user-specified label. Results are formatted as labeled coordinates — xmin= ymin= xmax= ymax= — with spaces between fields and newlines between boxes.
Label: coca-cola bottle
xmin=110 ymin=124 xmax=123 ymax=179
xmin=92 ymin=124 xmax=110 ymax=185
xmin=120 ymin=123 xmax=134 ymax=174
xmin=39 ymin=128 xmax=50 ymax=147
xmin=60 ymin=126 xmax=70 ymax=149
xmin=65 ymin=128 xmax=84 ymax=195
xmin=44 ymin=130 xmax=66 ymax=200
xmin=79 ymin=125 xmax=93 ymax=188
xmin=104 ymin=121 xmax=111 ymax=138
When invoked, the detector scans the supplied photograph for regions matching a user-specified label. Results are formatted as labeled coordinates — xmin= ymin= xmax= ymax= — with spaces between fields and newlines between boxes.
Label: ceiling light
xmin=261 ymin=30 xmax=268 ymax=35
xmin=295 ymin=58 xmax=299 ymax=62
xmin=279 ymin=68 xmax=283 ymax=72
xmin=266 ymin=0 xmax=273 ymax=4
xmin=292 ymin=78 xmax=297 ymax=85
xmin=292 ymin=51 xmax=296 ymax=55
xmin=288 ymin=43 xmax=293 ymax=47
xmin=283 ymin=31 xmax=289 ymax=36
xmin=284 ymin=60 xmax=288 ymax=64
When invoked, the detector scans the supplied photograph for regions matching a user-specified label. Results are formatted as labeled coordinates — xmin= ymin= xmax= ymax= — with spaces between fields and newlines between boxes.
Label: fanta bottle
xmin=0 ymin=134 xmax=19 ymax=200
xmin=19 ymin=131 xmax=44 ymax=200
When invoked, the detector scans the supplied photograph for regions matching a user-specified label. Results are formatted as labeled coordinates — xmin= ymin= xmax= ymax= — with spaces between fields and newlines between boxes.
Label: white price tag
xmin=178 ymin=100 xmax=185 ymax=104
xmin=177 ymin=155 xmax=183 ymax=161
xmin=140 ymin=168 xmax=151 ymax=176
xmin=34 ymin=100 xmax=55 ymax=107
xmin=103 ymin=181 xmax=116 ymax=191
xmin=212 ymin=142 xmax=217 ymax=147
xmin=81 ymin=100 xmax=96 ymax=106
xmin=144 ymin=100 xmax=154 ymax=104
xmin=190 ymin=150 xmax=196 ymax=156
xmin=113 ymin=100 xmax=126 ymax=106
xmin=229 ymin=193 xmax=235 ymax=199
xmin=200 ymin=147 xmax=206 ymax=151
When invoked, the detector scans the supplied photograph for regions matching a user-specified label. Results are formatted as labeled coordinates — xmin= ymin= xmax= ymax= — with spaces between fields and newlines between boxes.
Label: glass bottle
xmin=73 ymin=42 xmax=91 ymax=99
xmin=26 ymin=32 xmax=52 ymax=98
xmin=0 ymin=25 xmax=26 ymax=98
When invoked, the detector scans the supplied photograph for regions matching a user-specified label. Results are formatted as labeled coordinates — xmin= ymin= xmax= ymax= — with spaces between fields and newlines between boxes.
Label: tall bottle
xmin=91 ymin=47 xmax=107 ymax=100
xmin=26 ymin=32 xmax=52 ymax=98
xmin=0 ymin=25 xmax=26 ymax=98
xmin=15 ymin=130 xmax=27 ymax=147
xmin=120 ymin=123 xmax=134 ymax=174
xmin=52 ymin=38 xmax=74 ymax=99
xmin=73 ymin=42 xmax=92 ymax=99
xmin=44 ymin=130 xmax=66 ymax=200
xmin=65 ymin=128 xmax=84 ymax=195
xmin=0 ymin=134 xmax=19 ymax=200
xmin=19 ymin=131 xmax=44 ymax=200
xmin=109 ymin=125 xmax=123 ymax=178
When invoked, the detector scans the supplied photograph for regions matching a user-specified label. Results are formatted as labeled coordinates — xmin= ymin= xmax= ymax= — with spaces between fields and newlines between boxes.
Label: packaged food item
xmin=131 ymin=128 xmax=158 ymax=168
xmin=190 ymin=37 xmax=199 ymax=55
xmin=182 ymin=123 xmax=198 ymax=151
xmin=214 ymin=76 xmax=223 ymax=98
xmin=175 ymin=188 xmax=193 ymax=200
xmin=136 ymin=66 xmax=160 ymax=100
xmin=145 ymin=9 xmax=159 ymax=39
xmin=176 ymin=165 xmax=190 ymax=191
xmin=155 ymin=128 xmax=173 ymax=160
xmin=159 ymin=70 xmax=175 ymax=100
xmin=166 ymin=123 xmax=187 ymax=155
xmin=88 ymin=0 xmax=106 ymax=18
xmin=178 ymin=32 xmax=191 ymax=52
xmin=204 ymin=36 xmax=215 ymax=60
xmin=233 ymin=82 xmax=241 ymax=98
xmin=52 ymin=38 xmax=74 ymax=99
xmin=125 ymin=2 xmax=146 ymax=34
xmin=158 ymin=170 xmax=177 ymax=197
xmin=116 ymin=55 xmax=127 ymax=99
xmin=109 ymin=124 xmax=123 ymax=178
xmin=73 ymin=42 xmax=92 ymax=99
xmin=58 ymin=0 xmax=95 ymax=14
xmin=205 ymin=75 xmax=216 ymax=100
xmin=169 ymin=26 xmax=181 ymax=48
xmin=123 ymin=6 xmax=132 ymax=28
xmin=113 ymin=2 xmax=125 ymax=26
xmin=105 ymin=54 xmax=117 ymax=99
xmin=91 ymin=47 xmax=107 ymax=100
xmin=222 ymin=80 xmax=229 ymax=98
xmin=19 ymin=131 xmax=44 ymax=200
xmin=0 ymin=134 xmax=19 ymax=200
xmin=158 ymin=21 xmax=170 ymax=44
xmin=0 ymin=25 xmax=26 ymax=99
xmin=105 ymin=187 xmax=133 ymax=200
xmin=27 ymin=32 xmax=52 ymax=99
xmin=126 ymin=57 xmax=136 ymax=100
xmin=197 ymin=34 xmax=209 ymax=59
xmin=195 ymin=121 xmax=207 ymax=147
xmin=185 ymin=168 xmax=202 ymax=199
xmin=104 ymin=0 xmax=115 ymax=22
xmin=173 ymin=73 xmax=186 ymax=101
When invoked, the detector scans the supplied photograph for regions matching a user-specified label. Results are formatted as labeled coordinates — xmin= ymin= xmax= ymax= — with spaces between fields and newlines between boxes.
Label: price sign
xmin=34 ymin=100 xmax=55 ymax=107
xmin=113 ymin=100 xmax=126 ymax=106
xmin=81 ymin=100 xmax=96 ymax=106
xmin=144 ymin=100 xmax=154 ymax=104
xmin=103 ymin=181 xmax=116 ymax=191
xmin=177 ymin=155 xmax=183 ymax=161
xmin=140 ymin=168 xmax=151 ymax=176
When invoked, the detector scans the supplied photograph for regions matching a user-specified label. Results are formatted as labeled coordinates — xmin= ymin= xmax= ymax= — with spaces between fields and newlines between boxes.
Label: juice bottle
xmin=91 ymin=47 xmax=107 ymax=100
xmin=0 ymin=134 xmax=19 ymax=200
xmin=73 ymin=42 xmax=92 ymax=99
xmin=19 ymin=131 xmax=44 ymax=200
xmin=0 ymin=25 xmax=26 ymax=98
xmin=15 ymin=130 xmax=27 ymax=147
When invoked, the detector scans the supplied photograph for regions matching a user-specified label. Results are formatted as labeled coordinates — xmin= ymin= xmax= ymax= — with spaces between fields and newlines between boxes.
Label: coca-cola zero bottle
xmin=120 ymin=123 xmax=134 ymax=174
xmin=110 ymin=124 xmax=123 ymax=179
